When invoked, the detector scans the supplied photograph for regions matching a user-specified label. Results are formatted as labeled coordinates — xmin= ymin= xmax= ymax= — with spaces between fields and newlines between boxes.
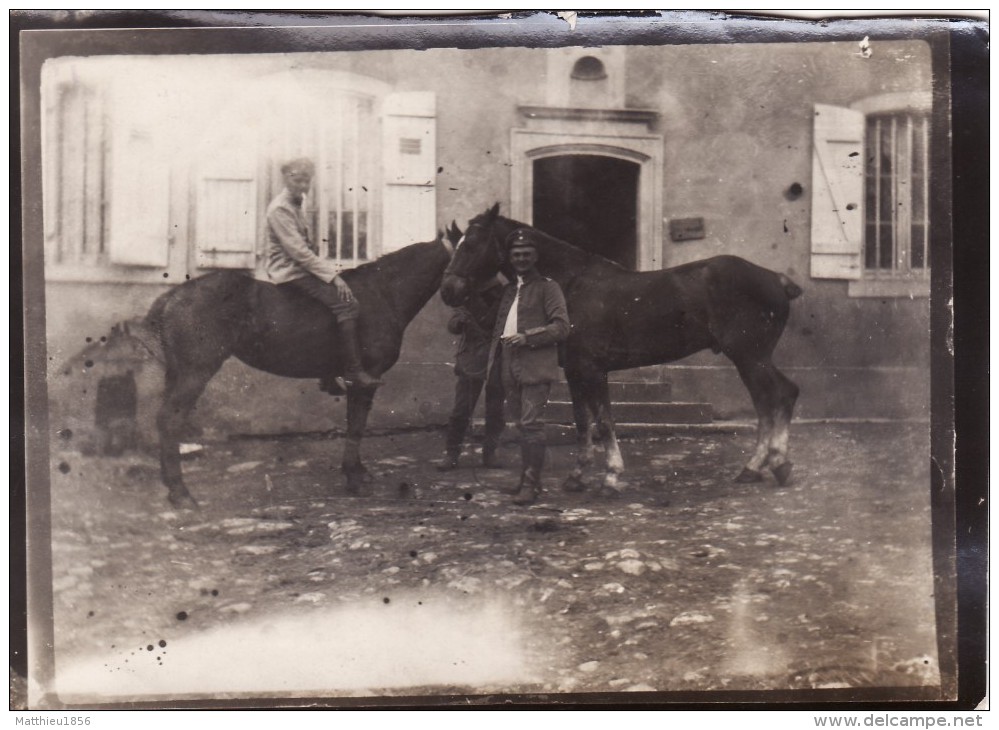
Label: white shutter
xmin=810 ymin=104 xmax=865 ymax=279
xmin=107 ymin=122 xmax=171 ymax=267
xmin=195 ymin=140 xmax=259 ymax=269
xmin=381 ymin=92 xmax=436 ymax=254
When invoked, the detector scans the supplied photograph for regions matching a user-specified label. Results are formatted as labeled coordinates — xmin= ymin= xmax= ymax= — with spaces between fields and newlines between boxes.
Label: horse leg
xmin=562 ymin=372 xmax=593 ymax=493
xmin=589 ymin=375 xmax=625 ymax=495
xmin=732 ymin=357 xmax=779 ymax=484
xmin=157 ymin=366 xmax=217 ymax=509
xmin=342 ymin=386 xmax=376 ymax=496
xmin=765 ymin=367 xmax=799 ymax=485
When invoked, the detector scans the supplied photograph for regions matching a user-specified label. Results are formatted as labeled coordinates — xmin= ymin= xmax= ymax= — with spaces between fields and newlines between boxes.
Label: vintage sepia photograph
xmin=15 ymin=11 xmax=983 ymax=710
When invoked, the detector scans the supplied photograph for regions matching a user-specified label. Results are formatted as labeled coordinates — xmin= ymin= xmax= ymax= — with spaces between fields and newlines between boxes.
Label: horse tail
xmin=779 ymin=274 xmax=803 ymax=301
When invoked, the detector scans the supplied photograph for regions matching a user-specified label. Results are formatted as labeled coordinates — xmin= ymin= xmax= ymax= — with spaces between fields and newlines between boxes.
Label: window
xmin=571 ymin=56 xmax=608 ymax=81
xmin=43 ymin=62 xmax=172 ymax=279
xmin=864 ymin=112 xmax=930 ymax=276
xmin=42 ymin=58 xmax=437 ymax=283
xmin=43 ymin=74 xmax=110 ymax=267
xmin=810 ymin=93 xmax=931 ymax=297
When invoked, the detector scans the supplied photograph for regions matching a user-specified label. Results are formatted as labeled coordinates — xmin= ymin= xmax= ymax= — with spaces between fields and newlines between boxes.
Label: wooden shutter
xmin=107 ymin=119 xmax=171 ymax=267
xmin=195 ymin=141 xmax=259 ymax=269
xmin=381 ymin=92 xmax=436 ymax=254
xmin=810 ymin=104 xmax=865 ymax=280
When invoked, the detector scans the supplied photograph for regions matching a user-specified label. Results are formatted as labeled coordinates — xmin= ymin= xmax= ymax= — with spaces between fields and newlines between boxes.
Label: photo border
xmin=11 ymin=10 xmax=988 ymax=711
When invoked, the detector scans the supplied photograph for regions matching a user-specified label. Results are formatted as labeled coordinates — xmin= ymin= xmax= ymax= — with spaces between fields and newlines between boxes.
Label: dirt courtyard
xmin=39 ymin=419 xmax=949 ymax=706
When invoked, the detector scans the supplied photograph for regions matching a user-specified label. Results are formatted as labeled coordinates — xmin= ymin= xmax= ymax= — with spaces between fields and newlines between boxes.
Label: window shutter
xmin=810 ymin=104 xmax=865 ymax=280
xmin=107 ymin=121 xmax=171 ymax=267
xmin=195 ymin=144 xmax=259 ymax=269
xmin=381 ymin=92 xmax=436 ymax=254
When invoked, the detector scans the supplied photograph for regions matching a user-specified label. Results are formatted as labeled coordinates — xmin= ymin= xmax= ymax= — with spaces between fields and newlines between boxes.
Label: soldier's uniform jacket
xmin=488 ymin=270 xmax=570 ymax=385
xmin=265 ymin=190 xmax=343 ymax=285
xmin=448 ymin=278 xmax=504 ymax=380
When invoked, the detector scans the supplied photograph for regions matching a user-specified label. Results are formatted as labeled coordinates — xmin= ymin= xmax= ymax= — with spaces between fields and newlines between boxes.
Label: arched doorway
xmin=510 ymin=117 xmax=663 ymax=271
xmin=532 ymin=154 xmax=640 ymax=269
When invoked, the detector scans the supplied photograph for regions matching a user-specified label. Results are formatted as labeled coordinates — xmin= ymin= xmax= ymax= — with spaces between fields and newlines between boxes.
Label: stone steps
xmin=548 ymin=380 xmax=674 ymax=403
xmin=545 ymin=400 xmax=714 ymax=426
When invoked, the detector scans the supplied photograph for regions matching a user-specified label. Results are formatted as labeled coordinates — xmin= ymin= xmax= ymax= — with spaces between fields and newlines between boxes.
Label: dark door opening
xmin=532 ymin=154 xmax=639 ymax=270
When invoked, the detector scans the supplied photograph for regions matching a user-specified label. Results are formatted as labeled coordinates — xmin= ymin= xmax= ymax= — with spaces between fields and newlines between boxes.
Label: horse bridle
xmin=440 ymin=233 xmax=460 ymax=257
xmin=442 ymin=221 xmax=504 ymax=280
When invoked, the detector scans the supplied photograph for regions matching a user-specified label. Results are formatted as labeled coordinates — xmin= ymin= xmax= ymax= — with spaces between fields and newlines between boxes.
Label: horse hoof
xmin=562 ymin=475 xmax=587 ymax=493
xmin=602 ymin=473 xmax=622 ymax=490
xmin=772 ymin=462 xmax=794 ymax=486
xmin=168 ymin=492 xmax=199 ymax=510
xmin=596 ymin=485 xmax=623 ymax=500
xmin=734 ymin=467 xmax=764 ymax=484
xmin=436 ymin=458 xmax=459 ymax=472
xmin=344 ymin=473 xmax=373 ymax=497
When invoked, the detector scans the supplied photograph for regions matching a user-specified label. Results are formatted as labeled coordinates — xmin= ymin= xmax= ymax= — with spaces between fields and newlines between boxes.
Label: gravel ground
xmin=41 ymin=420 xmax=946 ymax=706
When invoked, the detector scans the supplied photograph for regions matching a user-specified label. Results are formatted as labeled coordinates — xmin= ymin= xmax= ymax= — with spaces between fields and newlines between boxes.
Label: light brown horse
xmin=440 ymin=205 xmax=802 ymax=494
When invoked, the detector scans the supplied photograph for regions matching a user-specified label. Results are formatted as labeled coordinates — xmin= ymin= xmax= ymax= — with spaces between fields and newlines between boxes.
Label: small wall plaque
xmin=669 ymin=217 xmax=705 ymax=242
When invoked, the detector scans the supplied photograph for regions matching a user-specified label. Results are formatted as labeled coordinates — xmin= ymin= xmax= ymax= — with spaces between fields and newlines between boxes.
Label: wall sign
xmin=669 ymin=217 xmax=705 ymax=242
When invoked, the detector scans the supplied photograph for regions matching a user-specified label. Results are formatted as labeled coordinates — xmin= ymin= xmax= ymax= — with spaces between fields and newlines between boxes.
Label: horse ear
xmin=487 ymin=202 xmax=500 ymax=219
xmin=451 ymin=220 xmax=463 ymax=236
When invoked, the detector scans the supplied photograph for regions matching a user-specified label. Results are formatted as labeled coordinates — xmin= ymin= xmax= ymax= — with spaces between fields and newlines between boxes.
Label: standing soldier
xmin=437 ymin=276 xmax=507 ymax=471
xmin=487 ymin=228 xmax=570 ymax=505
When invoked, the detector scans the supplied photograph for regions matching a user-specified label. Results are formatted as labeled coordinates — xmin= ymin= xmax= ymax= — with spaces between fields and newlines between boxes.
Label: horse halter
xmin=442 ymin=221 xmax=503 ymax=280
xmin=440 ymin=233 xmax=461 ymax=258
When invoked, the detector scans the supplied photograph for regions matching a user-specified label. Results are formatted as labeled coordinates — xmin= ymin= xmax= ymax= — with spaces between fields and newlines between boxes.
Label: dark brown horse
xmin=440 ymin=204 xmax=802 ymax=493
xmin=141 ymin=235 xmax=454 ymax=508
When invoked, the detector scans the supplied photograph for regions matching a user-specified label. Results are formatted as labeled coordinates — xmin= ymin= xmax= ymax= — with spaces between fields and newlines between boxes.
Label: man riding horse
xmin=266 ymin=157 xmax=382 ymax=390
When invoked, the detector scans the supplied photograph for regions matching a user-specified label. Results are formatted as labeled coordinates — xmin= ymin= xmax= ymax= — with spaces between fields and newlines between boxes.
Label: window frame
xmin=848 ymin=91 xmax=932 ymax=298
xmin=41 ymin=62 xmax=438 ymax=285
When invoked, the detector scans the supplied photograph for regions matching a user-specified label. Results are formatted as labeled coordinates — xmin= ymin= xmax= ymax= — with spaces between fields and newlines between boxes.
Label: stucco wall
xmin=43 ymin=41 xmax=935 ymax=443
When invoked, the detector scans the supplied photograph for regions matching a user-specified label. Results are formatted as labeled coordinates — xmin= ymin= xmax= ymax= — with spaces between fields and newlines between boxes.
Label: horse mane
xmin=347 ymin=231 xmax=446 ymax=278
xmin=469 ymin=204 xmax=624 ymax=283
xmin=500 ymin=215 xmax=624 ymax=272
xmin=342 ymin=232 xmax=450 ymax=325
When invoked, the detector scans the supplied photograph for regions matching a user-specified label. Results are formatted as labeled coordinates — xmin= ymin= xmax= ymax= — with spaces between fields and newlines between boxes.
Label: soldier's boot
xmin=436 ymin=448 xmax=461 ymax=472
xmin=338 ymin=319 xmax=383 ymax=389
xmin=512 ymin=443 xmax=545 ymax=506
xmin=481 ymin=438 xmax=504 ymax=469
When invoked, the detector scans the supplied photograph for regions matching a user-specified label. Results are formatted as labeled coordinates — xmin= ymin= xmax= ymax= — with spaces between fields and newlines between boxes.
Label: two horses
xmin=441 ymin=204 xmax=802 ymax=493
xmin=143 ymin=205 xmax=801 ymax=507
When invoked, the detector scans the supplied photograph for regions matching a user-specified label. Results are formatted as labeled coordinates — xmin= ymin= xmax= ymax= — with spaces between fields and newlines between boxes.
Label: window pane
xmin=878 ymin=182 xmax=894 ymax=267
xmin=357 ymin=211 xmax=368 ymax=260
xmin=911 ymin=223 xmax=926 ymax=269
xmin=865 ymin=222 xmax=878 ymax=269
xmin=878 ymin=121 xmax=894 ymax=177
xmin=877 ymin=223 xmax=894 ymax=269
xmin=327 ymin=211 xmax=339 ymax=258
xmin=910 ymin=116 xmax=929 ymax=272
xmin=864 ymin=111 xmax=931 ymax=277
xmin=342 ymin=211 xmax=355 ymax=260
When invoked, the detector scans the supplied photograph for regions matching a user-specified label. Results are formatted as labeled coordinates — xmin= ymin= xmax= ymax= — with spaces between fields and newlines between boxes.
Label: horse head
xmin=440 ymin=203 xmax=509 ymax=306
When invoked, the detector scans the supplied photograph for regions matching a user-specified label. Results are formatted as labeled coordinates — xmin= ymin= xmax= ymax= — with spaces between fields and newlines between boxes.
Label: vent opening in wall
xmin=571 ymin=56 xmax=607 ymax=81
xmin=399 ymin=138 xmax=422 ymax=155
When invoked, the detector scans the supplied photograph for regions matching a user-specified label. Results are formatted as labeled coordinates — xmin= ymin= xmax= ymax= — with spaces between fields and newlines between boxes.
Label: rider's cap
xmin=281 ymin=157 xmax=316 ymax=176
